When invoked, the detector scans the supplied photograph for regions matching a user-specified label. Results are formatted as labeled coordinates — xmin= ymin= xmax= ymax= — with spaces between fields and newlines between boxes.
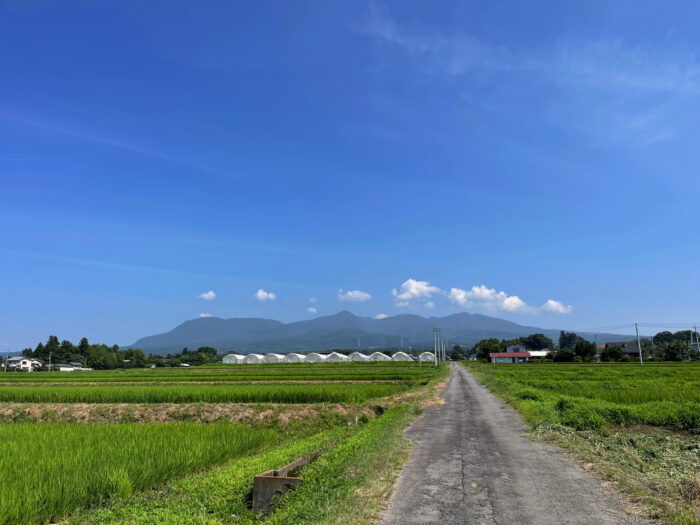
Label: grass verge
xmin=67 ymin=406 xmax=418 ymax=525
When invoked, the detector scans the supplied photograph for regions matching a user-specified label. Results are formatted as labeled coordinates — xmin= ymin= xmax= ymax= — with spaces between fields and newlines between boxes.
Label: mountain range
xmin=129 ymin=311 xmax=628 ymax=355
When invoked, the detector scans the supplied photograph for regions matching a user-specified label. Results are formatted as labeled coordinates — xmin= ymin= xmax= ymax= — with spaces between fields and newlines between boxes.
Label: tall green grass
xmin=0 ymin=382 xmax=409 ymax=404
xmin=464 ymin=362 xmax=700 ymax=431
xmin=0 ymin=423 xmax=276 ymax=525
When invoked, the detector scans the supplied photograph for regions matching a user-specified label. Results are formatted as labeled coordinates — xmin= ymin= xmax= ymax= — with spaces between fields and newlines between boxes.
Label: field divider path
xmin=380 ymin=363 xmax=651 ymax=525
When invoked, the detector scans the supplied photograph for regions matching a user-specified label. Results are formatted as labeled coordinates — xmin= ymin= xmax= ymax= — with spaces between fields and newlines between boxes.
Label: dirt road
xmin=381 ymin=363 xmax=649 ymax=525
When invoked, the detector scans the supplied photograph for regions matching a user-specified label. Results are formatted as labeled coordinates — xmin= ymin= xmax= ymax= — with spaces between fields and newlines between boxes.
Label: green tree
xmin=601 ymin=345 xmax=624 ymax=362
xmin=553 ymin=348 xmax=575 ymax=362
xmin=664 ymin=341 xmax=684 ymax=361
xmin=521 ymin=333 xmax=554 ymax=350
xmin=574 ymin=340 xmax=596 ymax=361
xmin=449 ymin=345 xmax=467 ymax=361
xmin=558 ymin=331 xmax=583 ymax=350
xmin=653 ymin=331 xmax=674 ymax=346
xmin=475 ymin=338 xmax=500 ymax=361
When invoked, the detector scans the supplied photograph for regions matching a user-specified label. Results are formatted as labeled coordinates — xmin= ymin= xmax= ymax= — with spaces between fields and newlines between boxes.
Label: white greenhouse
xmin=391 ymin=351 xmax=413 ymax=362
xmin=369 ymin=352 xmax=391 ymax=361
xmin=222 ymin=354 xmax=245 ymax=364
xmin=245 ymin=353 xmax=264 ymax=364
xmin=326 ymin=352 xmax=349 ymax=362
xmin=349 ymin=352 xmax=370 ymax=362
xmin=263 ymin=353 xmax=286 ymax=364
xmin=284 ymin=353 xmax=306 ymax=363
xmin=305 ymin=352 xmax=328 ymax=363
xmin=418 ymin=352 xmax=435 ymax=362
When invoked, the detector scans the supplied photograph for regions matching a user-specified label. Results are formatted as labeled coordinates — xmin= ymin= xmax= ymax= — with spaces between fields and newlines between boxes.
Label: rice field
xmin=0 ymin=423 xmax=276 ymax=525
xmin=463 ymin=362 xmax=700 ymax=431
xmin=0 ymin=362 xmax=440 ymax=383
xmin=0 ymin=382 xmax=410 ymax=404
xmin=0 ymin=361 xmax=446 ymax=524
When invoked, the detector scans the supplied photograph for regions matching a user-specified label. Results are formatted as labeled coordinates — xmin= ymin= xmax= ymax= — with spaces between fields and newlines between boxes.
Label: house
xmin=7 ymin=356 xmax=43 ymax=372
xmin=506 ymin=344 xmax=527 ymax=353
xmin=489 ymin=352 xmax=531 ymax=364
xmin=605 ymin=341 xmax=640 ymax=357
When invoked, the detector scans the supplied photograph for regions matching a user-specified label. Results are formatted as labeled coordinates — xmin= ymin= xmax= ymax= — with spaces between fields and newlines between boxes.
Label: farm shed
xmin=284 ymin=353 xmax=305 ymax=363
xmin=528 ymin=350 xmax=550 ymax=358
xmin=506 ymin=344 xmax=527 ymax=353
xmin=349 ymin=352 xmax=370 ymax=362
xmin=489 ymin=352 xmax=531 ymax=364
xmin=391 ymin=352 xmax=413 ymax=362
xmin=418 ymin=352 xmax=435 ymax=362
xmin=222 ymin=354 xmax=245 ymax=364
xmin=326 ymin=352 xmax=349 ymax=362
xmin=305 ymin=352 xmax=328 ymax=363
xmin=263 ymin=353 xmax=286 ymax=364
xmin=245 ymin=354 xmax=265 ymax=364
xmin=369 ymin=352 xmax=391 ymax=362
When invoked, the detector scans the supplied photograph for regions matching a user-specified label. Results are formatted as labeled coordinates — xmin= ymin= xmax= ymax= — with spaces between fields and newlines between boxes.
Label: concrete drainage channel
xmin=251 ymin=447 xmax=330 ymax=515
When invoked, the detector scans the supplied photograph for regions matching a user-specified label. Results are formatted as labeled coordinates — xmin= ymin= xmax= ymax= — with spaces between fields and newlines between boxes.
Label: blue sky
xmin=2 ymin=1 xmax=700 ymax=350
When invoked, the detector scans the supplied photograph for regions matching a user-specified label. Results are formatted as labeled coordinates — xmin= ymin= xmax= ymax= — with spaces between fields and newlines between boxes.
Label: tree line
xmin=14 ymin=336 xmax=221 ymax=370
xmin=462 ymin=330 xmax=699 ymax=363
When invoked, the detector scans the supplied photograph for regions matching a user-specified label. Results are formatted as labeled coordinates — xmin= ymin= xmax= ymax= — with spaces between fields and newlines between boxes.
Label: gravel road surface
xmin=380 ymin=363 xmax=650 ymax=525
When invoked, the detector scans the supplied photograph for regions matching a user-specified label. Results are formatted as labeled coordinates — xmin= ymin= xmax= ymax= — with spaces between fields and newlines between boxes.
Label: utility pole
xmin=433 ymin=328 xmax=438 ymax=367
xmin=3 ymin=353 xmax=7 ymax=373
xmin=48 ymin=351 xmax=52 ymax=372
xmin=635 ymin=323 xmax=643 ymax=365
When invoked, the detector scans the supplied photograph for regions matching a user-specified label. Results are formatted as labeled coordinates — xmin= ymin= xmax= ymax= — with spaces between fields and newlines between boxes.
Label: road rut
xmin=381 ymin=363 xmax=649 ymax=525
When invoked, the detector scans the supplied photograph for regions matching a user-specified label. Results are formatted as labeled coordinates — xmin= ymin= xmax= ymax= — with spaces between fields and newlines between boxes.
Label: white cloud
xmin=199 ymin=313 xmax=213 ymax=318
xmin=448 ymin=285 xmax=532 ymax=313
xmin=255 ymin=289 xmax=276 ymax=302
xmin=424 ymin=301 xmax=435 ymax=309
xmin=541 ymin=299 xmax=573 ymax=314
xmin=308 ymin=297 xmax=317 ymax=303
xmin=392 ymin=279 xmax=441 ymax=306
xmin=198 ymin=290 xmax=216 ymax=301
xmin=307 ymin=307 xmax=317 ymax=314
xmin=338 ymin=289 xmax=372 ymax=302
xmin=448 ymin=285 xmax=573 ymax=314
xmin=375 ymin=313 xmax=388 ymax=319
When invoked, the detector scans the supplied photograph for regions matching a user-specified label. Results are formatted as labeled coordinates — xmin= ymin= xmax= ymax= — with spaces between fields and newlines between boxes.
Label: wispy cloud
xmin=0 ymin=111 xmax=241 ymax=180
xmin=199 ymin=290 xmax=216 ymax=300
xmin=199 ymin=313 xmax=213 ymax=318
xmin=375 ymin=313 xmax=388 ymax=319
xmin=307 ymin=307 xmax=317 ymax=314
xmin=356 ymin=6 xmax=700 ymax=146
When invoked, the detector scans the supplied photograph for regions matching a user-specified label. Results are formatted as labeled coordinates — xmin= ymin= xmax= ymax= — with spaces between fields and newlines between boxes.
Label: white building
xmin=263 ymin=353 xmax=286 ymax=364
xmin=222 ymin=354 xmax=246 ymax=364
xmin=349 ymin=352 xmax=369 ymax=362
xmin=391 ymin=351 xmax=413 ymax=362
xmin=245 ymin=354 xmax=264 ymax=364
xmin=305 ymin=352 xmax=328 ymax=363
xmin=326 ymin=352 xmax=349 ymax=362
xmin=528 ymin=350 xmax=550 ymax=358
xmin=7 ymin=356 xmax=42 ymax=372
xmin=284 ymin=353 xmax=305 ymax=363
xmin=369 ymin=352 xmax=391 ymax=362
xmin=418 ymin=352 xmax=435 ymax=362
